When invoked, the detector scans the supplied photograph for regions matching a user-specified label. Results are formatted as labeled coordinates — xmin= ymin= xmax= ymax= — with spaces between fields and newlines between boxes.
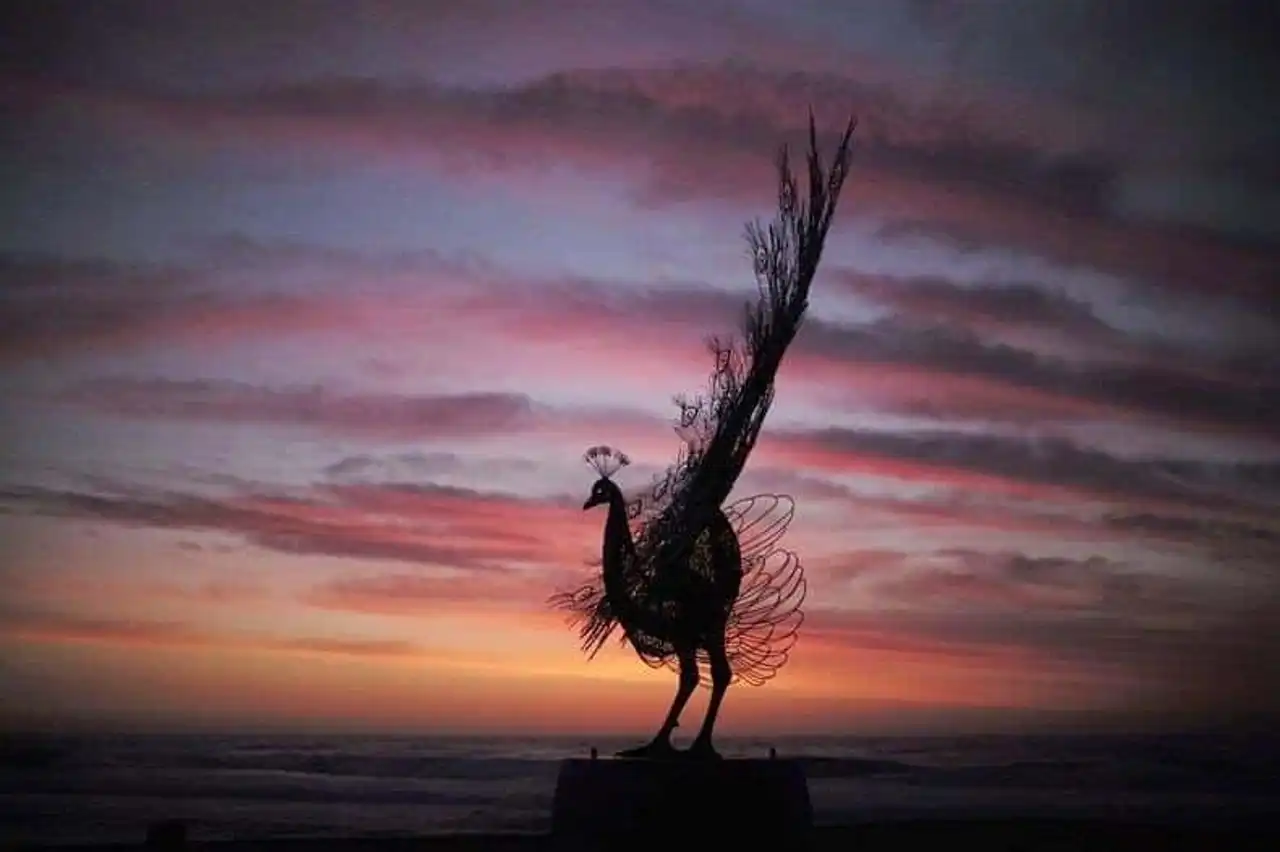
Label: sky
xmin=0 ymin=0 xmax=1277 ymax=737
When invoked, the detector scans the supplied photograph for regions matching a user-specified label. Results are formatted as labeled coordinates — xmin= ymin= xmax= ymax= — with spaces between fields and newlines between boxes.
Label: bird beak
xmin=583 ymin=496 xmax=599 ymax=510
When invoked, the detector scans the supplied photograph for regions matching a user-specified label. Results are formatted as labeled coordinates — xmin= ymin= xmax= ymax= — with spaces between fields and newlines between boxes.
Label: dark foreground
xmin=14 ymin=821 xmax=1280 ymax=852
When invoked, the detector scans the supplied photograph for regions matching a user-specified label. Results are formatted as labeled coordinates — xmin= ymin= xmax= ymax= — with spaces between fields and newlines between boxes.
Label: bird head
xmin=582 ymin=445 xmax=630 ymax=510
xmin=583 ymin=477 xmax=621 ymax=510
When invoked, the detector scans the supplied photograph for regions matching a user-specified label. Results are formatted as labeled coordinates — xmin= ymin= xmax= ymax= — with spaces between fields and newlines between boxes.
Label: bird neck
xmin=598 ymin=492 xmax=670 ymax=642
xmin=601 ymin=491 xmax=635 ymax=578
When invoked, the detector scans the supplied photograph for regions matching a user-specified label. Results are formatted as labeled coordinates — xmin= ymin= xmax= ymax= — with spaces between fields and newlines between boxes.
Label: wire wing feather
xmin=725 ymin=493 xmax=795 ymax=564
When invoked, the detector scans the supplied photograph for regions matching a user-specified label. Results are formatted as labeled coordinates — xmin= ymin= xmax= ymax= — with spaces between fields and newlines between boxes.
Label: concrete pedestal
xmin=551 ymin=757 xmax=811 ymax=849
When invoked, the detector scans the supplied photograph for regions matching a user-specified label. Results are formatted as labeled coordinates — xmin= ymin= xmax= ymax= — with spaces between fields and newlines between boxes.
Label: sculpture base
xmin=551 ymin=757 xmax=811 ymax=848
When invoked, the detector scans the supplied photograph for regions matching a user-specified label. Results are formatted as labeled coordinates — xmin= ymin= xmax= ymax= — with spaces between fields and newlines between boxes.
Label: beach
xmin=15 ymin=820 xmax=1280 ymax=851
xmin=3 ymin=732 xmax=1277 ymax=849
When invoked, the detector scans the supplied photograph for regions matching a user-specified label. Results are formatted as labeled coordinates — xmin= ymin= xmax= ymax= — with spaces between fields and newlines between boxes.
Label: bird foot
xmin=616 ymin=737 xmax=679 ymax=760
xmin=684 ymin=738 xmax=722 ymax=761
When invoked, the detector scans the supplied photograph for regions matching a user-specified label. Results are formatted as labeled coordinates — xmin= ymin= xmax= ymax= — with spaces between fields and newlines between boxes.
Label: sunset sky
xmin=1 ymin=1 xmax=1277 ymax=737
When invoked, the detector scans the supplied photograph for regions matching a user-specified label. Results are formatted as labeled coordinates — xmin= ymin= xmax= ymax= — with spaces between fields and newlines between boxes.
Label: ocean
xmin=2 ymin=732 xmax=1277 ymax=844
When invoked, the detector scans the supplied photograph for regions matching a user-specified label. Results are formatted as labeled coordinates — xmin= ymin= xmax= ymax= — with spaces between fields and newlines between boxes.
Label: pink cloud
xmin=152 ymin=577 xmax=269 ymax=605
xmin=301 ymin=570 xmax=562 ymax=619
xmin=0 ymin=259 xmax=463 ymax=367
xmin=64 ymin=379 xmax=543 ymax=439
xmin=48 ymin=352 xmax=1278 ymax=528
xmin=0 ymin=478 xmax=603 ymax=574
xmin=759 ymin=427 xmax=1279 ymax=525
xmin=448 ymin=278 xmax=1276 ymax=442
xmin=13 ymin=64 xmax=1271 ymax=308
xmin=0 ymin=608 xmax=428 ymax=659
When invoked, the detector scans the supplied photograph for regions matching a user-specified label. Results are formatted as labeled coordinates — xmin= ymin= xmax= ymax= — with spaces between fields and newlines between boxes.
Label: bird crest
xmin=583 ymin=445 xmax=630 ymax=479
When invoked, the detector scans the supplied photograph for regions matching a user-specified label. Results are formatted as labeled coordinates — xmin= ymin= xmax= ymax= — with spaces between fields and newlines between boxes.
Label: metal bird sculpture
xmin=552 ymin=113 xmax=856 ymax=759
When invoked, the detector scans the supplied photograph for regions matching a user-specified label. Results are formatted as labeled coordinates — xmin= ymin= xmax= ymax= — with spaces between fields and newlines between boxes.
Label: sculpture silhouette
xmin=552 ymin=113 xmax=856 ymax=759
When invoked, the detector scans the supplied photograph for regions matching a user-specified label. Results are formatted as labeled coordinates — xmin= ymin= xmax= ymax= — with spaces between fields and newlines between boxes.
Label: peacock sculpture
xmin=552 ymin=114 xmax=857 ymax=760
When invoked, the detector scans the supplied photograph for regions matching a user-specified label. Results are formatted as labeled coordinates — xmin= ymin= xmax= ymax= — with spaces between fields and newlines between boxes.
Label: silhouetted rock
xmin=145 ymin=819 xmax=187 ymax=849
xmin=551 ymin=758 xmax=811 ymax=848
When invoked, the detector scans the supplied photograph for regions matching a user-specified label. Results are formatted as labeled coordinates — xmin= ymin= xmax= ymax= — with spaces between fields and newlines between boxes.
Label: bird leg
xmin=617 ymin=650 xmax=699 ymax=759
xmin=688 ymin=639 xmax=731 ymax=760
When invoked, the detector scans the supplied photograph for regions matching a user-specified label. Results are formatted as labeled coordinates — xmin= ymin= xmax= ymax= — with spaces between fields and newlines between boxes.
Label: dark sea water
xmin=2 ymin=732 xmax=1277 ymax=844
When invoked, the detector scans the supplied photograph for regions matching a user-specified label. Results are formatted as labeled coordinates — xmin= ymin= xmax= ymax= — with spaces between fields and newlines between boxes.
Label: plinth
xmin=551 ymin=757 xmax=811 ymax=848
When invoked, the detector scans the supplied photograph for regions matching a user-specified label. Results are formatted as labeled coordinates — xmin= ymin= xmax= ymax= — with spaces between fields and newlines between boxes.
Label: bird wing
xmin=721 ymin=493 xmax=806 ymax=686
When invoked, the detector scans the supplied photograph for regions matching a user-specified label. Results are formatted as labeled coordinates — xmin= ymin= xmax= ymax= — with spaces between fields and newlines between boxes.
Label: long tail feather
xmin=636 ymin=115 xmax=856 ymax=571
